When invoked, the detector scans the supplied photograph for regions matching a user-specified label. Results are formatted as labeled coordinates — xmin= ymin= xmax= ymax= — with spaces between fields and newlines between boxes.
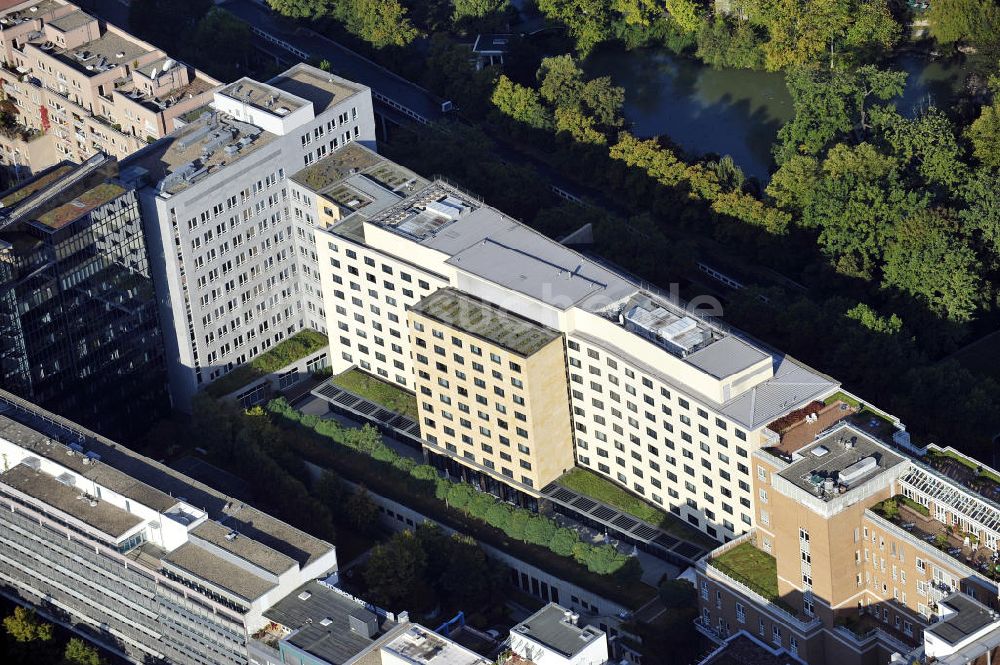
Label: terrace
xmin=709 ymin=541 xmax=783 ymax=609
xmin=823 ymin=391 xmax=898 ymax=444
xmin=870 ymin=495 xmax=1000 ymax=582
xmin=204 ymin=329 xmax=328 ymax=398
xmin=923 ymin=448 xmax=1000 ymax=505
xmin=555 ymin=467 xmax=718 ymax=550
xmin=329 ymin=368 xmax=418 ymax=420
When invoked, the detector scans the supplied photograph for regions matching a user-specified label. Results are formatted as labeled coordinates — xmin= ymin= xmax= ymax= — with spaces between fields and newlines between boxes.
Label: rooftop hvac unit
xmin=840 ymin=456 xmax=877 ymax=485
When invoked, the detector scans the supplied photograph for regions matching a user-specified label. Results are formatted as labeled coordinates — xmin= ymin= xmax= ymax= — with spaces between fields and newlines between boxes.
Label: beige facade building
xmin=697 ymin=418 xmax=1000 ymax=665
xmin=0 ymin=0 xmax=218 ymax=181
xmin=408 ymin=288 xmax=575 ymax=493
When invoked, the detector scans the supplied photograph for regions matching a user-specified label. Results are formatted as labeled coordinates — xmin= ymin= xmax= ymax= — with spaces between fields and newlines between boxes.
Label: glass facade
xmin=0 ymin=171 xmax=167 ymax=439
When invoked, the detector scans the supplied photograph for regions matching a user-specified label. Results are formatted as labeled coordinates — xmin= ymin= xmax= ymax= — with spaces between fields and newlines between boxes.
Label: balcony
xmin=834 ymin=615 xmax=914 ymax=653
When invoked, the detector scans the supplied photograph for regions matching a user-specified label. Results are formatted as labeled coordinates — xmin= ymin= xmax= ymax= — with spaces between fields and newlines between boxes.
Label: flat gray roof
xmin=382 ymin=625 xmax=490 ymax=665
xmin=268 ymin=64 xmax=366 ymax=113
xmin=777 ymin=424 xmax=904 ymax=501
xmin=686 ymin=336 xmax=769 ymax=378
xmin=927 ymin=593 xmax=997 ymax=645
xmin=410 ymin=288 xmax=561 ymax=357
xmin=190 ymin=519 xmax=296 ymax=576
xmin=162 ymin=542 xmax=278 ymax=601
xmin=127 ymin=110 xmax=278 ymax=195
xmin=0 ymin=393 xmax=335 ymax=569
xmin=1 ymin=463 xmax=143 ymax=538
xmin=513 ymin=604 xmax=604 ymax=658
xmin=48 ymin=9 xmax=94 ymax=32
xmin=265 ymin=580 xmax=397 ymax=664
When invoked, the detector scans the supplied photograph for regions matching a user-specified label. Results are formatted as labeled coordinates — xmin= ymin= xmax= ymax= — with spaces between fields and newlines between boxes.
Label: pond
xmin=583 ymin=46 xmax=976 ymax=180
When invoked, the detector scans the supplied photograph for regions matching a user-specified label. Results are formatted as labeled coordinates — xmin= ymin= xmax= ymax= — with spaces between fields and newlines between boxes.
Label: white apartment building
xmin=302 ymin=144 xmax=838 ymax=543
xmin=126 ymin=63 xmax=375 ymax=408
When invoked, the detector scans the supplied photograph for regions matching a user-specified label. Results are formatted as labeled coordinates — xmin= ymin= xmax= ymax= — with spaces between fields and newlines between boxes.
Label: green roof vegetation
xmin=412 ymin=288 xmax=560 ymax=357
xmin=205 ymin=329 xmax=328 ymax=398
xmin=926 ymin=448 xmax=1000 ymax=487
xmin=709 ymin=542 xmax=783 ymax=605
xmin=0 ymin=165 xmax=75 ymax=207
xmin=35 ymin=182 xmax=126 ymax=228
xmin=558 ymin=467 xmax=718 ymax=549
xmin=872 ymin=494 xmax=930 ymax=519
xmin=331 ymin=368 xmax=418 ymax=419
xmin=180 ymin=106 xmax=211 ymax=124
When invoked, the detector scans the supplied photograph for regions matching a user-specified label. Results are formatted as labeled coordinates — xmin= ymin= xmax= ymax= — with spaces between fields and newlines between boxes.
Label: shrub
xmin=485 ymin=503 xmax=512 ymax=530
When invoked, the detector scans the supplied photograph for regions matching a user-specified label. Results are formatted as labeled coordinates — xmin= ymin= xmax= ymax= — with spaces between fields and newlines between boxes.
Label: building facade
xmin=0 ymin=154 xmax=166 ymax=438
xmin=696 ymin=420 xmax=1000 ymax=665
xmin=127 ymin=63 xmax=375 ymax=409
xmin=297 ymin=145 xmax=836 ymax=543
xmin=0 ymin=0 xmax=219 ymax=182
xmin=0 ymin=388 xmax=339 ymax=665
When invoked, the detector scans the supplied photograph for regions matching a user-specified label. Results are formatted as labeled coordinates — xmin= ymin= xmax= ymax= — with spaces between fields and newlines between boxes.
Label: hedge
xmin=266 ymin=397 xmax=655 ymax=606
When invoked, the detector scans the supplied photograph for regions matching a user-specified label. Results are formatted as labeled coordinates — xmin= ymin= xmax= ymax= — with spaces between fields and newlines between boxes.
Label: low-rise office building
xmin=0 ymin=153 xmax=166 ymax=438
xmin=0 ymin=0 xmax=219 ymax=180
xmin=126 ymin=63 xmax=375 ymax=408
xmin=0 ymin=388 xmax=338 ymax=665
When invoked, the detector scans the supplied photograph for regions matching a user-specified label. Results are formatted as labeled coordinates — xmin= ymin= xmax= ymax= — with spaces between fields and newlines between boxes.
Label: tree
xmin=967 ymin=100 xmax=1000 ymax=169
xmin=537 ymin=55 xmax=585 ymax=109
xmin=805 ymin=142 xmax=925 ymax=277
xmin=752 ymin=0 xmax=851 ymax=70
xmin=536 ymin=0 xmax=610 ymax=55
xmin=3 ymin=607 xmax=52 ymax=643
xmin=339 ymin=0 xmax=419 ymax=48
xmin=775 ymin=65 xmax=907 ymax=164
xmin=267 ymin=0 xmax=336 ymax=19
xmin=452 ymin=0 xmax=511 ymax=31
xmin=345 ymin=488 xmax=380 ymax=535
xmin=766 ymin=154 xmax=820 ymax=211
xmin=871 ymin=106 xmax=965 ymax=188
xmin=363 ymin=530 xmax=428 ymax=609
xmin=882 ymin=209 xmax=981 ymax=322
xmin=928 ymin=0 xmax=1000 ymax=46
xmin=181 ymin=8 xmax=253 ymax=82
xmin=492 ymin=76 xmax=553 ymax=129
xmin=580 ymin=76 xmax=625 ymax=128
xmin=845 ymin=0 xmax=901 ymax=53
xmin=665 ymin=0 xmax=701 ymax=33
xmin=64 ymin=638 xmax=103 ymax=665
xmin=555 ymin=107 xmax=608 ymax=144
xmin=659 ymin=579 xmax=696 ymax=608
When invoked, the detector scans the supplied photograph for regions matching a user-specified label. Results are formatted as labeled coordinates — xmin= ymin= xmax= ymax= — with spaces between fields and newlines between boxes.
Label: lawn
xmin=331 ymin=368 xmax=419 ymax=419
xmin=205 ymin=329 xmax=328 ymax=398
xmin=557 ymin=468 xmax=718 ymax=549
xmin=709 ymin=542 xmax=779 ymax=602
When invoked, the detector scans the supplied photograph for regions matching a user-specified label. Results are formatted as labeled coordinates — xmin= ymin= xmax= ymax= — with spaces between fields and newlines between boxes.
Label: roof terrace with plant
xmin=410 ymin=288 xmax=561 ymax=357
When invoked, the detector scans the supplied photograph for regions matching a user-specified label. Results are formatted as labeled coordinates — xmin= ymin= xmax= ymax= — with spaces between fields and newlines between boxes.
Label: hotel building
xmin=0 ymin=388 xmax=338 ymax=665
xmin=0 ymin=0 xmax=219 ymax=181
xmin=125 ymin=63 xmax=375 ymax=408
xmin=299 ymin=143 xmax=839 ymax=534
